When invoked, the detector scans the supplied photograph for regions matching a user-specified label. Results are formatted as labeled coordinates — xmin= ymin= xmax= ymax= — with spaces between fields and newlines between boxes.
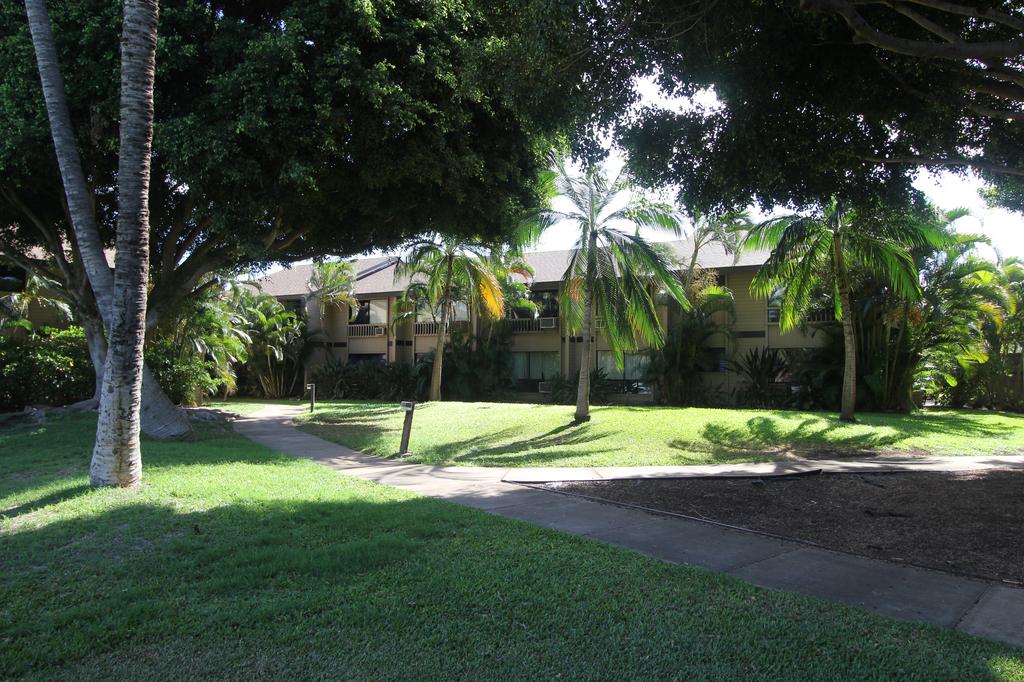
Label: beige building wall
xmin=294 ymin=267 xmax=826 ymax=399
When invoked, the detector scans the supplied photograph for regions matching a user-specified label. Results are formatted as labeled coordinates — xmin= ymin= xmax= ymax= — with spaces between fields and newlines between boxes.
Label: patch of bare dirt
xmin=548 ymin=469 xmax=1024 ymax=583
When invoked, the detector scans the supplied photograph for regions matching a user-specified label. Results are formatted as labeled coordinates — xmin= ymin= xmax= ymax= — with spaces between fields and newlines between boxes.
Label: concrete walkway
xmin=233 ymin=404 xmax=1024 ymax=648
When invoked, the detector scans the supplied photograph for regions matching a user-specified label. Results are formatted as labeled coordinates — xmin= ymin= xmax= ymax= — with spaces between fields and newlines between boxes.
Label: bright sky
xmin=535 ymin=77 xmax=1023 ymax=259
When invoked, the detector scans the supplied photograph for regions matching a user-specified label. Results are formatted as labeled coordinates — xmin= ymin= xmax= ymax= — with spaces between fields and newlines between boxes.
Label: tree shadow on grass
xmin=691 ymin=411 xmax=1024 ymax=459
xmin=422 ymin=422 xmax=615 ymax=467
xmin=0 ymin=482 xmax=92 ymax=519
xmin=1 ymin=486 xmax=1019 ymax=680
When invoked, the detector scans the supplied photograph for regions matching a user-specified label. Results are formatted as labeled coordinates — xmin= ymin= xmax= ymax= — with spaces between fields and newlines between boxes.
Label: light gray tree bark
xmin=90 ymin=0 xmax=161 ymax=486
xmin=24 ymin=0 xmax=192 ymax=441
xmin=428 ymin=254 xmax=454 ymax=402
xmin=832 ymin=228 xmax=858 ymax=423
xmin=81 ymin=311 xmax=107 ymax=403
xmin=574 ymin=229 xmax=598 ymax=423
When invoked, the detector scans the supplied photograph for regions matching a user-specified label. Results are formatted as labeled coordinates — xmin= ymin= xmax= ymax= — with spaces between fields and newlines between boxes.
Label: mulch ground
xmin=547 ymin=469 xmax=1024 ymax=584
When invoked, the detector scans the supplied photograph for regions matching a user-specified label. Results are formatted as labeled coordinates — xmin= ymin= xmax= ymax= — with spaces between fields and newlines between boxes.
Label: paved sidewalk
xmin=233 ymin=404 xmax=1024 ymax=647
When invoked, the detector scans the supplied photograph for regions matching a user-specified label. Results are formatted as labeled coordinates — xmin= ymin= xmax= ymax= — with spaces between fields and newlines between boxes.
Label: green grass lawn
xmin=291 ymin=400 xmax=1024 ymax=467
xmin=207 ymin=398 xmax=295 ymax=415
xmin=2 ymin=415 xmax=1022 ymax=679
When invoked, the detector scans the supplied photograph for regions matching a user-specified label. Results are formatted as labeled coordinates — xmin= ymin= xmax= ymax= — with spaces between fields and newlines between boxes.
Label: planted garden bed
xmin=547 ymin=469 xmax=1024 ymax=584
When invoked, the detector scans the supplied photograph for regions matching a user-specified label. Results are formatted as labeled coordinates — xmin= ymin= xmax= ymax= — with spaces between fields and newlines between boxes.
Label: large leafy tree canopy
xmin=0 ymin=0 xmax=561 ymax=323
xmin=592 ymin=1 xmax=1023 ymax=214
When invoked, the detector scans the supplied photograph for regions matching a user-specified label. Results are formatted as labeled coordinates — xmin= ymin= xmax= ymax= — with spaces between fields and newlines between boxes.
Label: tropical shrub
xmin=550 ymin=368 xmax=613 ymax=405
xmin=147 ymin=279 xmax=253 ymax=402
xmin=785 ymin=341 xmax=845 ymax=411
xmin=412 ymin=330 xmax=515 ymax=401
xmin=239 ymin=295 xmax=307 ymax=398
xmin=645 ymin=271 xmax=734 ymax=406
xmin=145 ymin=337 xmax=220 ymax=406
xmin=311 ymin=361 xmax=418 ymax=401
xmin=0 ymin=326 xmax=93 ymax=411
xmin=733 ymin=347 xmax=789 ymax=408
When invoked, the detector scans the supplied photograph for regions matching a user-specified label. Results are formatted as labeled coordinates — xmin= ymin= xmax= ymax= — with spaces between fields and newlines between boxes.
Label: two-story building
xmin=252 ymin=238 xmax=823 ymax=395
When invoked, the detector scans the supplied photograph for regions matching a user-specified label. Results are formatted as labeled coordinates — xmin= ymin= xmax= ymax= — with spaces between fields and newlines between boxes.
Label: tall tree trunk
xmin=574 ymin=229 xmax=598 ymax=423
xmin=428 ymin=254 xmax=454 ymax=401
xmin=90 ymin=0 xmax=159 ymax=487
xmin=24 ymin=0 xmax=192 ymax=440
xmin=81 ymin=311 xmax=107 ymax=402
xmin=684 ymin=247 xmax=699 ymax=293
xmin=23 ymin=0 xmax=114 ymax=313
xmin=833 ymin=231 xmax=857 ymax=422
xmin=574 ymin=290 xmax=593 ymax=422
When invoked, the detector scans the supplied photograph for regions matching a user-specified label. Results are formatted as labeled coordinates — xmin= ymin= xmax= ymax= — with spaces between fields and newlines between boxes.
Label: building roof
xmin=250 ymin=238 xmax=771 ymax=299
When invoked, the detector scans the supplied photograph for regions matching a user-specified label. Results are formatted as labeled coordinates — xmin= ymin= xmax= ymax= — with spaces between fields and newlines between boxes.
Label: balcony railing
xmin=348 ymin=323 xmax=386 ymax=338
xmin=503 ymin=317 xmax=559 ymax=333
xmin=414 ymin=320 xmax=469 ymax=336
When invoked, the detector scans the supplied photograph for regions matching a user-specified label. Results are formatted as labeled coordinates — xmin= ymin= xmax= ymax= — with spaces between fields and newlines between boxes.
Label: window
xmin=280 ymin=298 xmax=304 ymax=318
xmin=767 ymin=308 xmax=780 ymax=324
xmin=511 ymin=352 xmax=560 ymax=381
xmin=353 ymin=299 xmax=386 ymax=325
xmin=702 ymin=347 xmax=728 ymax=373
xmin=597 ymin=352 xmax=649 ymax=381
xmin=416 ymin=300 xmax=469 ymax=322
xmin=348 ymin=353 xmax=385 ymax=365
xmin=451 ymin=301 xmax=470 ymax=322
xmin=532 ymin=290 xmax=559 ymax=318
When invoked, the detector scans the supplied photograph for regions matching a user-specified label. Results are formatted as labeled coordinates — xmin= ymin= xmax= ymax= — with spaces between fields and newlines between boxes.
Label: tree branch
xmin=159 ymin=191 xmax=196 ymax=275
xmin=802 ymin=0 xmax=1024 ymax=60
xmin=862 ymin=153 xmax=1024 ymax=176
xmin=903 ymin=0 xmax=1024 ymax=33
xmin=885 ymin=1 xmax=959 ymax=43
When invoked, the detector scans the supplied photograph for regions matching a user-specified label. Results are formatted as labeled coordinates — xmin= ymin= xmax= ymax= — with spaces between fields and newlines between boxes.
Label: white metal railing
xmin=504 ymin=317 xmax=559 ymax=333
xmin=414 ymin=320 xmax=469 ymax=336
xmin=348 ymin=323 xmax=386 ymax=337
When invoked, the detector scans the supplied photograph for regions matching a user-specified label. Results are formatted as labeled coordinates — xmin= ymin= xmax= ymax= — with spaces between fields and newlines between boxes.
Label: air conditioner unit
xmin=539 ymin=317 xmax=557 ymax=329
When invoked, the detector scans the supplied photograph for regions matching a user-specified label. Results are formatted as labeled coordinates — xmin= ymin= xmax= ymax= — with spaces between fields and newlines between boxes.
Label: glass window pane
xmin=452 ymin=301 xmax=470 ymax=321
xmin=624 ymin=353 xmax=649 ymax=381
xmin=353 ymin=301 xmax=370 ymax=324
xmin=538 ymin=352 xmax=559 ymax=381
xmin=597 ymin=351 xmax=624 ymax=380
xmin=369 ymin=300 xmax=387 ymax=324
xmin=415 ymin=299 xmax=433 ymax=323
xmin=511 ymin=352 xmax=529 ymax=380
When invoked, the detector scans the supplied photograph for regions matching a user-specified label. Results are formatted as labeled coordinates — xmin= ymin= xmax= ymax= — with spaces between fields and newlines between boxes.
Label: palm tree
xmin=0 ymin=272 xmax=72 ymax=335
xmin=529 ymin=157 xmax=688 ymax=422
xmin=645 ymin=269 xmax=735 ymax=405
xmin=395 ymin=235 xmax=505 ymax=401
xmin=745 ymin=200 xmax=942 ymax=421
xmin=911 ymin=232 xmax=1001 ymax=402
xmin=682 ymin=209 xmax=753 ymax=289
xmin=243 ymin=294 xmax=305 ymax=398
xmin=87 ymin=0 xmax=162 ymax=487
xmin=486 ymin=245 xmax=537 ymax=327
xmin=307 ymin=260 xmax=359 ymax=320
xmin=25 ymin=0 xmax=192 ymax=453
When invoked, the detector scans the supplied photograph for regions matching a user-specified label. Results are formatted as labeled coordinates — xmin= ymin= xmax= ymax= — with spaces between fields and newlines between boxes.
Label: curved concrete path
xmin=233 ymin=404 xmax=1024 ymax=648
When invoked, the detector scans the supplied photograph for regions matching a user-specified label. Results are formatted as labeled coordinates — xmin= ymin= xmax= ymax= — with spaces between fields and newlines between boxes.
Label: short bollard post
xmin=399 ymin=401 xmax=415 ymax=455
xmin=307 ymin=383 xmax=316 ymax=414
